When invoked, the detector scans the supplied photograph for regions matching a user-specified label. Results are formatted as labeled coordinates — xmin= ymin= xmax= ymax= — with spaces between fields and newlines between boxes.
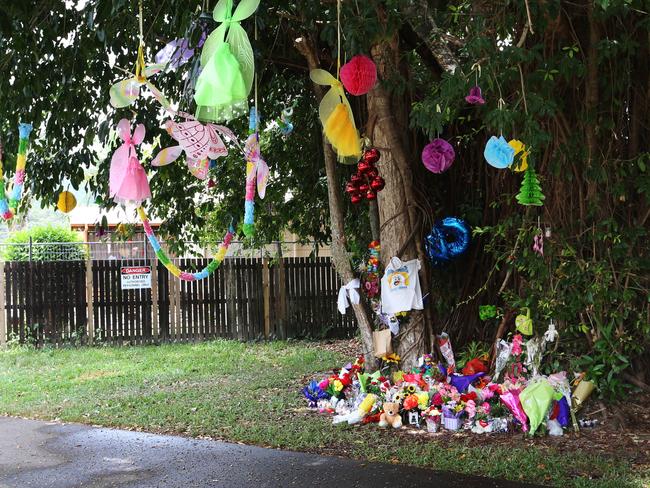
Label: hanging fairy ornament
xmin=194 ymin=0 xmax=260 ymax=122
xmin=0 ymin=123 xmax=33 ymax=220
xmin=109 ymin=1 xmax=171 ymax=110
xmin=533 ymin=230 xmax=544 ymax=256
xmin=310 ymin=0 xmax=361 ymax=160
xmin=243 ymin=107 xmax=269 ymax=237
xmin=340 ymin=54 xmax=377 ymax=96
xmin=516 ymin=166 xmax=545 ymax=206
xmin=109 ymin=119 xmax=151 ymax=206
xmin=152 ymin=110 xmax=238 ymax=180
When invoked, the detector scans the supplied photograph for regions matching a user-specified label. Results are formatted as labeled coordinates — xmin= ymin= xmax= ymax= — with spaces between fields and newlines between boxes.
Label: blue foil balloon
xmin=425 ymin=217 xmax=471 ymax=267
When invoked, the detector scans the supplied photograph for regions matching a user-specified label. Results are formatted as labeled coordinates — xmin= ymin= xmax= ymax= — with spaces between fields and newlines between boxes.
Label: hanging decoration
xmin=0 ymin=123 xmax=33 ymax=220
xmin=310 ymin=0 xmax=361 ymax=160
xmin=138 ymin=207 xmax=234 ymax=281
xmin=109 ymin=119 xmax=151 ymax=206
xmin=340 ymin=54 xmax=377 ymax=96
xmin=57 ymin=191 xmax=77 ymax=213
xmin=109 ymin=1 xmax=171 ymax=110
xmin=276 ymin=107 xmax=294 ymax=137
xmin=533 ymin=230 xmax=544 ymax=256
xmin=421 ymin=138 xmax=455 ymax=174
xmin=345 ymin=149 xmax=384 ymax=203
xmin=310 ymin=69 xmax=362 ymax=160
xmin=484 ymin=135 xmax=515 ymax=169
xmin=362 ymin=240 xmax=381 ymax=299
xmin=515 ymin=308 xmax=534 ymax=336
xmin=425 ymin=217 xmax=471 ymax=267
xmin=194 ymin=0 xmax=259 ymax=122
xmin=508 ymin=139 xmax=529 ymax=172
xmin=152 ymin=111 xmax=237 ymax=180
xmin=242 ymin=107 xmax=269 ymax=237
xmin=465 ymin=86 xmax=485 ymax=105
xmin=516 ymin=166 xmax=545 ymax=206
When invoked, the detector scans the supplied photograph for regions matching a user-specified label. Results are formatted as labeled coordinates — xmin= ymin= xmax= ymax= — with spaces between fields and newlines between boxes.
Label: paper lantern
xmin=340 ymin=55 xmax=377 ymax=96
xmin=484 ymin=135 xmax=515 ymax=169
xmin=516 ymin=166 xmax=545 ymax=206
xmin=57 ymin=191 xmax=77 ymax=213
xmin=422 ymin=139 xmax=455 ymax=174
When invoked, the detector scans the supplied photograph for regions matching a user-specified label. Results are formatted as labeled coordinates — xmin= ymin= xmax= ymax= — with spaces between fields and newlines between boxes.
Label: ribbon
xmin=337 ymin=278 xmax=360 ymax=315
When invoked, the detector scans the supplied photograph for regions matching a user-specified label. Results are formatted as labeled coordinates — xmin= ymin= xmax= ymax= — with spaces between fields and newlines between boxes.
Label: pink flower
xmin=319 ymin=379 xmax=329 ymax=391
xmin=481 ymin=402 xmax=491 ymax=415
xmin=481 ymin=387 xmax=494 ymax=400
xmin=512 ymin=334 xmax=523 ymax=356
xmin=432 ymin=392 xmax=443 ymax=406
xmin=465 ymin=85 xmax=485 ymax=105
xmin=465 ymin=399 xmax=477 ymax=418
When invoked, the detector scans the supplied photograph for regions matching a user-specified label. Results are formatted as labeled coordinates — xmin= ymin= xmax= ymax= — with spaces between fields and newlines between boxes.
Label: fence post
xmin=0 ymin=262 xmax=5 ymax=345
xmin=276 ymin=244 xmax=287 ymax=340
xmin=85 ymin=255 xmax=94 ymax=344
xmin=262 ymin=258 xmax=270 ymax=340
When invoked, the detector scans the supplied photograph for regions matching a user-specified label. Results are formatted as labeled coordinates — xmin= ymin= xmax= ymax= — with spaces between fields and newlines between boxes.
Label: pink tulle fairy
xmin=109 ymin=119 xmax=151 ymax=205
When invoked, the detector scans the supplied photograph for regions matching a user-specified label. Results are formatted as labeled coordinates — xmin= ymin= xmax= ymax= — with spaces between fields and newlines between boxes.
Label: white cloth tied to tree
xmin=337 ymin=279 xmax=360 ymax=315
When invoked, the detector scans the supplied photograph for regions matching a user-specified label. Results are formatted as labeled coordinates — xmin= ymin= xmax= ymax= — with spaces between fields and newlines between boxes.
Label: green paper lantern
xmin=516 ymin=166 xmax=545 ymax=206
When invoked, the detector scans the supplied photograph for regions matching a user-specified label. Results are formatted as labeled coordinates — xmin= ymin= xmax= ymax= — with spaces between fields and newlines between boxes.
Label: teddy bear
xmin=378 ymin=402 xmax=402 ymax=428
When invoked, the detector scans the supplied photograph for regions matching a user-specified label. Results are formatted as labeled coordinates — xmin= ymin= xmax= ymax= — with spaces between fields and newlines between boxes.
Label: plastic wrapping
xmin=437 ymin=333 xmax=456 ymax=372
xmin=493 ymin=339 xmax=512 ymax=381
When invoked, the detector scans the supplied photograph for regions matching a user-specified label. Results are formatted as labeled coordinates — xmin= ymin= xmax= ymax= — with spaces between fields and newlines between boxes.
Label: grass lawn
xmin=0 ymin=340 xmax=646 ymax=488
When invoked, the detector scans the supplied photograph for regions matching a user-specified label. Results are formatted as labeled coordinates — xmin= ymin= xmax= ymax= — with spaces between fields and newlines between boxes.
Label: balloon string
xmin=336 ymin=0 xmax=341 ymax=80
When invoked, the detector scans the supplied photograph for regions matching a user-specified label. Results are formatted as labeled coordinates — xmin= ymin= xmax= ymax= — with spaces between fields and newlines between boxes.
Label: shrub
xmin=2 ymin=225 xmax=86 ymax=261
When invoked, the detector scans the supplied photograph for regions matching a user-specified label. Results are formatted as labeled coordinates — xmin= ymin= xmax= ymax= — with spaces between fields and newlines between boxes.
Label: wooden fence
xmin=0 ymin=257 xmax=356 ymax=346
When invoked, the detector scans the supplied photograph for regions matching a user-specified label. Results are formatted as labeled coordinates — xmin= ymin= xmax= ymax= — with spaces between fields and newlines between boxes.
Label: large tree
xmin=0 ymin=0 xmax=648 ymax=392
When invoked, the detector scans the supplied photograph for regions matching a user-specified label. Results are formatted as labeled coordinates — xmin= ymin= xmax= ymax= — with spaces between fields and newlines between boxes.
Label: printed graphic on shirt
xmin=387 ymin=267 xmax=409 ymax=290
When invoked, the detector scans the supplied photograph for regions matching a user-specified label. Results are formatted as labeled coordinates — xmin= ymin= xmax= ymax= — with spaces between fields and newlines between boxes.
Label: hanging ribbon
xmin=0 ymin=123 xmax=33 ymax=220
xmin=337 ymin=278 xmax=360 ymax=315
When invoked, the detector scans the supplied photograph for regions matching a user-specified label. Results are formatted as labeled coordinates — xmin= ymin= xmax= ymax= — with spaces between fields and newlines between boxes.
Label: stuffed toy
xmin=379 ymin=402 xmax=402 ymax=428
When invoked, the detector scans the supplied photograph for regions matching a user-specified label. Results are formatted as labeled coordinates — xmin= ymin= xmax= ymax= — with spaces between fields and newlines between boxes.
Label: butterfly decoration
xmin=242 ymin=127 xmax=268 ymax=237
xmin=152 ymin=111 xmax=239 ymax=180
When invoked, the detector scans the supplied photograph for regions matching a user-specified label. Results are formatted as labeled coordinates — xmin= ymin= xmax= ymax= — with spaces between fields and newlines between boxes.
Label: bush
xmin=2 ymin=225 xmax=86 ymax=261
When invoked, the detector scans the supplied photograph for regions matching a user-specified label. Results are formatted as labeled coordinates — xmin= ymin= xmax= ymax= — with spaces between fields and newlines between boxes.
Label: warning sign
xmin=120 ymin=266 xmax=152 ymax=290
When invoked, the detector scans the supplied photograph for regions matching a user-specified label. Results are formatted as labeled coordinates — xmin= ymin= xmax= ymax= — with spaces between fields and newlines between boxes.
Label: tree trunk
xmin=367 ymin=34 xmax=430 ymax=369
xmin=294 ymin=35 xmax=377 ymax=369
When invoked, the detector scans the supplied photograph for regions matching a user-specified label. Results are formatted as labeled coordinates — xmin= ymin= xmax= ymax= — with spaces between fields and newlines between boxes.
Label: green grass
xmin=0 ymin=341 xmax=646 ymax=488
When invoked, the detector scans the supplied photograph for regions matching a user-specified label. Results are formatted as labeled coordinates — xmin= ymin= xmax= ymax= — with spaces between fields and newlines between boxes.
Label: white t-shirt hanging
xmin=380 ymin=257 xmax=423 ymax=314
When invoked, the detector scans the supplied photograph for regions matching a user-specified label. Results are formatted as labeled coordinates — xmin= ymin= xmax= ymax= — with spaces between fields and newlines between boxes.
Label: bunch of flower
xmin=422 ymin=405 xmax=442 ymax=419
xmin=430 ymin=382 xmax=460 ymax=406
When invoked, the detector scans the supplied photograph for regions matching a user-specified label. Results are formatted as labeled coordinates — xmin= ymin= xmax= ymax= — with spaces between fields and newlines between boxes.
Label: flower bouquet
xmin=422 ymin=406 xmax=442 ymax=432
xmin=442 ymin=402 xmax=464 ymax=431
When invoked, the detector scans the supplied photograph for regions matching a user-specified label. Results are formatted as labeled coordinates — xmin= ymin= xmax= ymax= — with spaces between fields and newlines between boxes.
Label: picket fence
xmin=0 ymin=257 xmax=356 ymax=346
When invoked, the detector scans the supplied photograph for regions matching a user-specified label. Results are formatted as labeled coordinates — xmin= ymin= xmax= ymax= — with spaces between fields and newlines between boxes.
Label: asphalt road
xmin=0 ymin=417 xmax=540 ymax=488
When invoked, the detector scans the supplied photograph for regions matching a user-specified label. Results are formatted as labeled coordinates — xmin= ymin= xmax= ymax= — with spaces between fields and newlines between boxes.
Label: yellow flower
xmin=382 ymin=353 xmax=401 ymax=364
xmin=392 ymin=371 xmax=405 ymax=383
xmin=417 ymin=392 xmax=429 ymax=409
xmin=333 ymin=380 xmax=344 ymax=392
xmin=508 ymin=139 xmax=529 ymax=172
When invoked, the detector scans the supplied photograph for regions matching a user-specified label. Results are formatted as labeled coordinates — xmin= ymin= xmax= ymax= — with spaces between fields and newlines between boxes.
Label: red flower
xmin=340 ymin=373 xmax=351 ymax=387
xmin=460 ymin=392 xmax=478 ymax=403
xmin=432 ymin=393 xmax=443 ymax=406
xmin=403 ymin=394 xmax=419 ymax=410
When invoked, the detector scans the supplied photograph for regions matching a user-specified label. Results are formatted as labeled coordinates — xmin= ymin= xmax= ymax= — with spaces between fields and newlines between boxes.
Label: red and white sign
xmin=120 ymin=266 xmax=152 ymax=290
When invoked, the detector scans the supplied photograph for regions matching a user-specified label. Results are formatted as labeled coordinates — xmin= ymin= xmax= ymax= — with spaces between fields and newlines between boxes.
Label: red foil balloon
xmin=359 ymin=183 xmax=369 ymax=193
xmin=351 ymin=193 xmax=363 ymax=204
xmin=351 ymin=174 xmax=362 ymax=185
xmin=366 ymin=168 xmax=379 ymax=179
xmin=345 ymin=182 xmax=358 ymax=194
xmin=366 ymin=190 xmax=377 ymax=200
